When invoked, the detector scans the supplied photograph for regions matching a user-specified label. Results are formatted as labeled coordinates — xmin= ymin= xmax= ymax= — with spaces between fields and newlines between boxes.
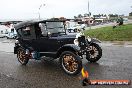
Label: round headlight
xmin=87 ymin=36 xmax=91 ymax=42
xmin=74 ymin=39 xmax=79 ymax=46
xmin=87 ymin=38 xmax=91 ymax=42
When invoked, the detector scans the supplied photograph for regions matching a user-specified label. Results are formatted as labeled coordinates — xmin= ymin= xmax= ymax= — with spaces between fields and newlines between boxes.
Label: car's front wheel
xmin=86 ymin=43 xmax=102 ymax=62
xmin=17 ymin=47 xmax=29 ymax=65
xmin=59 ymin=51 xmax=82 ymax=75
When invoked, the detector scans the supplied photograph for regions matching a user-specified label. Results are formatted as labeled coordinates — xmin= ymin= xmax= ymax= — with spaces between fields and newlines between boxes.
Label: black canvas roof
xmin=14 ymin=19 xmax=65 ymax=30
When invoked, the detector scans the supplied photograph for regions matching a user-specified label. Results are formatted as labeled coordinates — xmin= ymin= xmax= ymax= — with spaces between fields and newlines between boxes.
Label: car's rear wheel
xmin=59 ymin=51 xmax=82 ymax=75
xmin=86 ymin=43 xmax=102 ymax=62
xmin=17 ymin=47 xmax=29 ymax=65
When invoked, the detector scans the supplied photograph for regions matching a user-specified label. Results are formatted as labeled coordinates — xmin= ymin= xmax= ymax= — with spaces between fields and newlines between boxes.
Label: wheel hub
xmin=90 ymin=50 xmax=95 ymax=55
xmin=63 ymin=54 xmax=78 ymax=73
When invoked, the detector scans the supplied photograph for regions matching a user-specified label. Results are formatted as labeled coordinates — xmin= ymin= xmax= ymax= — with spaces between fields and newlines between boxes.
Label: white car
xmin=6 ymin=28 xmax=17 ymax=39
xmin=67 ymin=24 xmax=85 ymax=33
xmin=0 ymin=27 xmax=8 ymax=38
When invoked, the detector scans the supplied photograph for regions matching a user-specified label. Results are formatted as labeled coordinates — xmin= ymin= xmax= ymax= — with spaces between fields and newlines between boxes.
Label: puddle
xmin=125 ymin=43 xmax=132 ymax=45
xmin=102 ymin=41 xmax=132 ymax=47
xmin=125 ymin=45 xmax=132 ymax=47
xmin=113 ymin=43 xmax=124 ymax=45
xmin=99 ymin=61 xmax=118 ymax=66
xmin=2 ymin=42 xmax=10 ymax=43
xmin=111 ymin=41 xmax=125 ymax=45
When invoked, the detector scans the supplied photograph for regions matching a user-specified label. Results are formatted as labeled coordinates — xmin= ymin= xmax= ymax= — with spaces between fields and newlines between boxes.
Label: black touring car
xmin=14 ymin=19 xmax=102 ymax=75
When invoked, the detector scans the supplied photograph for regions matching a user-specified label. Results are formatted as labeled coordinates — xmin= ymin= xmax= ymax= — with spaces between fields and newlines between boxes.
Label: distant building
xmin=73 ymin=14 xmax=109 ymax=26
xmin=93 ymin=15 xmax=109 ymax=23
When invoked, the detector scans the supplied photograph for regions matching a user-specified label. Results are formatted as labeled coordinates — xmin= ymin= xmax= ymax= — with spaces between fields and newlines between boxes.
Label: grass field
xmin=84 ymin=24 xmax=132 ymax=41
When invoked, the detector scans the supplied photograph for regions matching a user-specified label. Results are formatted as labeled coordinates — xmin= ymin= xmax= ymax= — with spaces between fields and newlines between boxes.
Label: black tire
xmin=59 ymin=51 xmax=82 ymax=75
xmin=86 ymin=43 xmax=102 ymax=62
xmin=17 ymin=47 xmax=29 ymax=65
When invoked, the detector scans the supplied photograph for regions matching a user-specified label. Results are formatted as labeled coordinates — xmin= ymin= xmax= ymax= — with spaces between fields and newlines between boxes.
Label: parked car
xmin=0 ymin=25 xmax=8 ymax=38
xmin=14 ymin=19 xmax=102 ymax=75
xmin=67 ymin=23 xmax=85 ymax=33
xmin=6 ymin=28 xmax=17 ymax=39
xmin=66 ymin=21 xmax=76 ymax=33
xmin=6 ymin=32 xmax=17 ymax=39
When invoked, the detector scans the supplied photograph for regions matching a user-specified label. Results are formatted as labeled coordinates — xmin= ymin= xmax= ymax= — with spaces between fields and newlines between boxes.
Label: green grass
xmin=84 ymin=24 xmax=132 ymax=41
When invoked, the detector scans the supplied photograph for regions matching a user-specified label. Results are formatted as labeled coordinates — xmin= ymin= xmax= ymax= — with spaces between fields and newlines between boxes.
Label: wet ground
xmin=0 ymin=38 xmax=132 ymax=88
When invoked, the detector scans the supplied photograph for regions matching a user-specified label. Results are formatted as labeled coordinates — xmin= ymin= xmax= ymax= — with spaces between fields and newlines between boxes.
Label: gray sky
xmin=0 ymin=0 xmax=131 ymax=20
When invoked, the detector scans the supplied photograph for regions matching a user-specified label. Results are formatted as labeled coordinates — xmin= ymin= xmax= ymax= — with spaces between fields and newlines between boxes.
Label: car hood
xmin=50 ymin=33 xmax=85 ymax=45
xmin=60 ymin=34 xmax=76 ymax=38
xmin=51 ymin=33 xmax=84 ymax=40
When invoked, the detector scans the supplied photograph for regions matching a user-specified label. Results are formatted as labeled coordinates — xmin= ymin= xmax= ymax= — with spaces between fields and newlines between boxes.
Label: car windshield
xmin=46 ymin=22 xmax=65 ymax=34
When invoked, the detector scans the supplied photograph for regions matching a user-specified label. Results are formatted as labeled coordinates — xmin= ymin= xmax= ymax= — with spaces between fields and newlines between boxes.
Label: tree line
xmin=74 ymin=13 xmax=121 ymax=19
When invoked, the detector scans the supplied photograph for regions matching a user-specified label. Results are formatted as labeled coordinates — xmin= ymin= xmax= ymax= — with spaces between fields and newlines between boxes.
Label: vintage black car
xmin=14 ymin=19 xmax=102 ymax=75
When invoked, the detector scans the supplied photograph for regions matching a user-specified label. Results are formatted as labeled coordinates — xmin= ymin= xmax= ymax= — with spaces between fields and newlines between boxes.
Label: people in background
xmin=113 ymin=16 xmax=124 ymax=29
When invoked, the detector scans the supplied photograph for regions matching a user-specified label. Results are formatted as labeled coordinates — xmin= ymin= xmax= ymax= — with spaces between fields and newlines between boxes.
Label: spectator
xmin=118 ymin=17 xmax=123 ymax=26
xmin=113 ymin=17 xmax=124 ymax=29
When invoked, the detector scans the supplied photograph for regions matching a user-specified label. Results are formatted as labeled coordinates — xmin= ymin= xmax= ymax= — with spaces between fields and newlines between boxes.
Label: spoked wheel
xmin=86 ymin=43 xmax=102 ymax=62
xmin=17 ymin=47 xmax=29 ymax=65
xmin=60 ymin=51 xmax=82 ymax=75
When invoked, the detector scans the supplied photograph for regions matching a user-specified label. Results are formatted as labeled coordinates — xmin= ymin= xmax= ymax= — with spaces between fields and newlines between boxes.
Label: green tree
xmin=74 ymin=16 xmax=77 ymax=19
xmin=78 ymin=14 xmax=83 ymax=18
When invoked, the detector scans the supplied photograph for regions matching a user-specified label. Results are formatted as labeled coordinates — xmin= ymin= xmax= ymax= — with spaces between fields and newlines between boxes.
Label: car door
xmin=31 ymin=23 xmax=60 ymax=53
xmin=32 ymin=36 xmax=59 ymax=52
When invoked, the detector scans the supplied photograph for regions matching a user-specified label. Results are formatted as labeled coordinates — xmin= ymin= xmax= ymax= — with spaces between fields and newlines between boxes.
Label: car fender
xmin=56 ymin=44 xmax=81 ymax=58
xmin=90 ymin=38 xmax=101 ymax=43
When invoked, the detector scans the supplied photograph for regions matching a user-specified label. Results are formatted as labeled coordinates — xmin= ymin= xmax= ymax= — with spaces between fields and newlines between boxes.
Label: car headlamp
xmin=87 ymin=36 xmax=91 ymax=42
xmin=74 ymin=39 xmax=79 ymax=46
xmin=87 ymin=38 xmax=91 ymax=42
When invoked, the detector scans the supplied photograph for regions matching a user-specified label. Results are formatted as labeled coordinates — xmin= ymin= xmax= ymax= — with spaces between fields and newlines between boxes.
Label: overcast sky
xmin=0 ymin=0 xmax=131 ymax=20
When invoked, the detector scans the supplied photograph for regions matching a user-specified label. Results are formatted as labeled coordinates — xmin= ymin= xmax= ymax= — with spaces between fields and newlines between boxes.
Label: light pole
xmin=88 ymin=0 xmax=91 ymax=29
xmin=38 ymin=4 xmax=45 ymax=20
xmin=131 ymin=6 xmax=132 ymax=12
